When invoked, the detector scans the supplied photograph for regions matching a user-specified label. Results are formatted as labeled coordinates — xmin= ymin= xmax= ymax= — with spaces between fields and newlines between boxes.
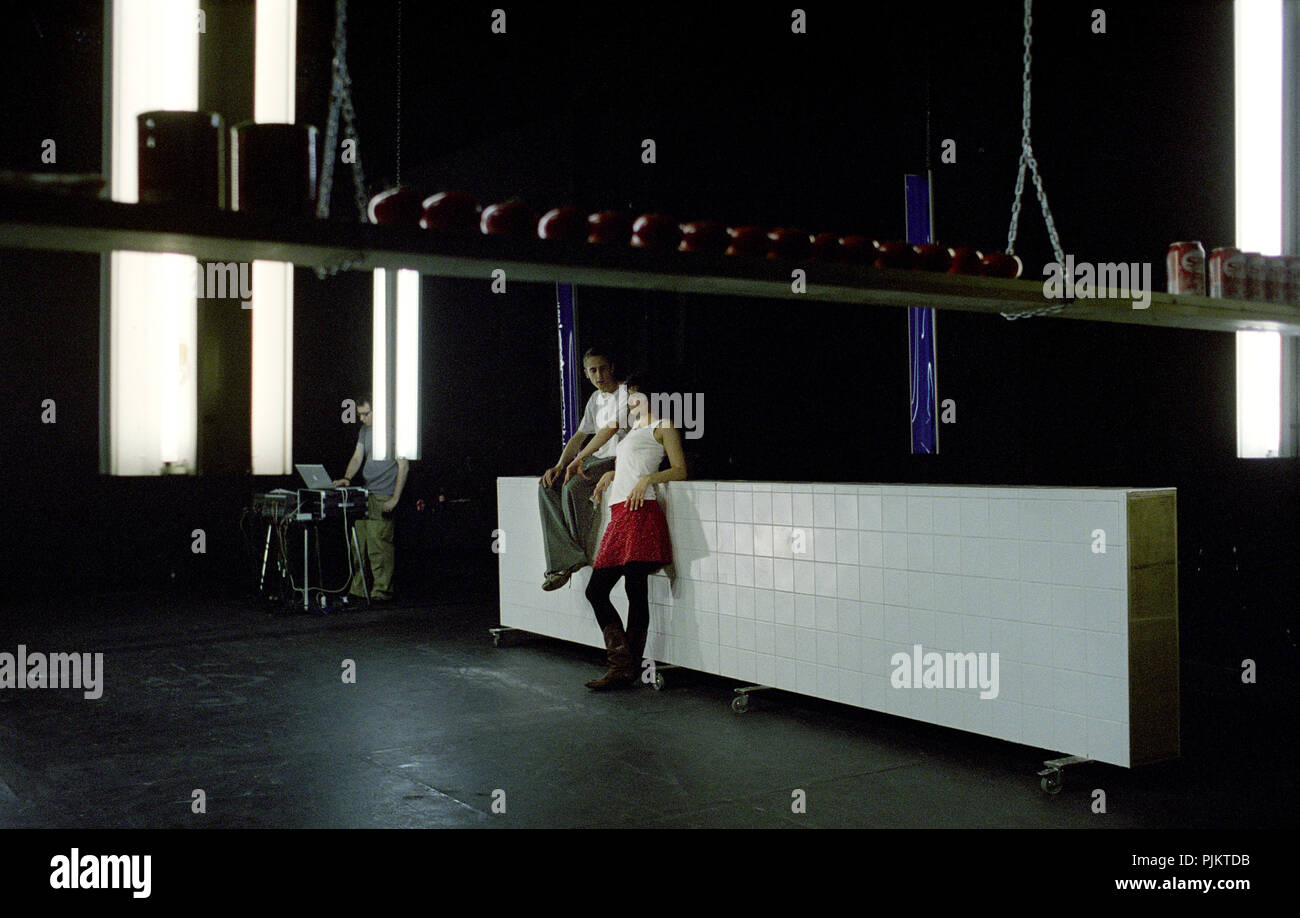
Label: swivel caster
xmin=1039 ymin=770 xmax=1063 ymax=795
xmin=731 ymin=695 xmax=749 ymax=714
xmin=653 ymin=672 xmax=665 ymax=691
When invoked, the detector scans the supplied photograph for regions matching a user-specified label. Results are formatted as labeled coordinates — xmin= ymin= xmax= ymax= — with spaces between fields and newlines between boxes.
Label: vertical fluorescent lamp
xmin=371 ymin=268 xmax=421 ymax=461
xmin=1234 ymin=0 xmax=1283 ymax=458
xmin=250 ymin=0 xmax=297 ymax=474
xmin=108 ymin=0 xmax=199 ymax=474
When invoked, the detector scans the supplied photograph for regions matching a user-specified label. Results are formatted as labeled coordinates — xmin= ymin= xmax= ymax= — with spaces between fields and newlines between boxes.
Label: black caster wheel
xmin=653 ymin=672 xmax=665 ymax=691
xmin=731 ymin=695 xmax=749 ymax=714
xmin=491 ymin=633 xmax=501 ymax=646
xmin=1040 ymin=772 xmax=1063 ymax=795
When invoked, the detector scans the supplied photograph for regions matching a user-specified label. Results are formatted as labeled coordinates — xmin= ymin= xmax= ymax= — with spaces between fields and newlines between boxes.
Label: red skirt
xmin=593 ymin=499 xmax=673 ymax=569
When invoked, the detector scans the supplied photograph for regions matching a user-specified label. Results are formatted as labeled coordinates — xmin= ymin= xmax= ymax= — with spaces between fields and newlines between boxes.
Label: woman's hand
xmin=627 ymin=475 xmax=653 ymax=511
xmin=592 ymin=471 xmax=616 ymax=504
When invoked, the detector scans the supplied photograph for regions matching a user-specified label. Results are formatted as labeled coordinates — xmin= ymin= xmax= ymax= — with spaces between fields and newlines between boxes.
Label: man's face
xmin=358 ymin=402 xmax=372 ymax=426
xmin=584 ymin=356 xmax=616 ymax=393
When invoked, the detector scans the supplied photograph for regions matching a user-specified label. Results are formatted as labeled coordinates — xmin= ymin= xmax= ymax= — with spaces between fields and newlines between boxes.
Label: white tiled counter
xmin=496 ymin=478 xmax=1179 ymax=768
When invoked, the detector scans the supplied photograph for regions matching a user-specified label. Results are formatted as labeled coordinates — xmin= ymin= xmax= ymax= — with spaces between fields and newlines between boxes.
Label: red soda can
xmin=1208 ymin=247 xmax=1245 ymax=298
xmin=1245 ymin=253 xmax=1266 ymax=300
xmin=1166 ymin=241 xmax=1206 ymax=294
xmin=1265 ymin=256 xmax=1289 ymax=303
xmin=1286 ymin=256 xmax=1300 ymax=306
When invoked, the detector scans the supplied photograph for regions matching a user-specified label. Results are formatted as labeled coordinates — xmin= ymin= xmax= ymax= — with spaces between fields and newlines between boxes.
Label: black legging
xmin=585 ymin=562 xmax=658 ymax=632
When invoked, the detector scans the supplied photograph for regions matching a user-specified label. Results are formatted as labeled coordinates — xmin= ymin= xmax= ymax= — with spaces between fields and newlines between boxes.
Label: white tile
xmin=773 ymin=558 xmax=794 ymax=592
xmin=817 ymin=630 xmax=839 ymax=666
xmin=754 ymin=556 xmax=774 ymax=590
xmin=1086 ymin=718 xmax=1129 ymax=767
xmin=836 ymin=564 xmax=860 ymax=600
xmin=1053 ymin=668 xmax=1090 ymax=715
xmin=775 ymin=656 xmax=797 ymax=691
xmin=753 ymin=524 xmax=773 ymax=556
xmin=961 ymin=577 xmax=990 ymax=617
xmin=718 ymin=584 xmax=736 ymax=615
xmin=859 ymin=565 xmax=884 ymax=603
xmin=835 ymin=494 xmax=858 ymax=529
xmin=1085 ymin=673 xmax=1129 ymax=723
xmin=990 ymin=700 xmax=1022 ymax=743
xmin=1085 ymin=630 xmax=1126 ymax=678
xmin=1054 ymin=711 xmax=1088 ymax=756
xmin=697 ymin=612 xmax=719 ymax=644
xmin=796 ymin=627 xmax=819 ymax=663
xmin=907 ymin=496 xmax=933 ymax=533
xmin=772 ymin=526 xmax=792 ymax=559
xmin=815 ymin=562 xmax=838 ymax=597
xmin=987 ymin=539 xmax=1020 ymax=580
xmin=987 ymin=498 xmax=1019 ymax=539
xmin=991 ymin=657 xmax=1018 ymax=703
xmin=861 ymin=603 xmax=884 ymax=639
xmin=907 ymin=534 xmax=935 ymax=572
xmin=718 ymin=615 xmax=737 ymax=648
xmin=735 ymin=523 xmax=754 ymax=555
xmin=696 ymin=490 xmax=716 ymax=520
xmin=752 ymin=491 xmax=772 ymax=525
xmin=812 ymin=527 xmax=836 ymax=562
xmin=754 ymin=652 xmax=776 ymax=686
xmin=754 ymin=587 xmax=775 ymax=622
xmin=797 ymin=661 xmax=818 ymax=695
xmin=959 ymin=498 xmax=989 ymax=537
xmin=858 ymin=531 xmax=883 ymax=568
xmin=1018 ymin=581 xmax=1052 ymax=625
xmin=862 ymin=674 xmax=887 ymax=711
xmin=1051 ymin=500 xmax=1088 ymax=545
xmin=884 ymin=532 xmax=907 ymax=569
xmin=883 ymin=606 xmax=911 ymax=643
xmin=932 ymin=573 xmax=963 ymax=613
xmin=883 ymin=570 xmax=908 ymax=606
xmin=1021 ymin=703 xmax=1057 ymax=750
xmin=1019 ymin=540 xmax=1054 ymax=585
xmin=717 ymin=522 xmax=736 ymax=553
xmin=794 ymin=560 xmax=816 ymax=594
xmin=734 ymin=491 xmax=753 ymax=523
xmin=836 ymin=530 xmax=859 ymax=565
xmin=738 ymin=586 xmax=756 ymax=618
xmin=1052 ymin=542 xmax=1087 ymax=587
xmin=1082 ymin=500 xmax=1122 ymax=544
xmin=795 ymin=594 xmax=817 ymax=629
xmin=792 ymin=492 xmax=814 ymax=527
xmin=716 ymin=490 xmax=734 ymax=522
xmin=755 ymin=621 xmax=776 ymax=655
xmin=883 ymin=495 xmax=908 ymax=531
xmin=933 ymin=497 xmax=962 ymax=536
xmin=790 ymin=526 xmax=811 ymax=558
xmin=960 ymin=539 xmax=990 ymax=577
xmin=934 ymin=535 xmax=962 ymax=574
xmin=961 ymin=614 xmax=992 ymax=653
xmin=697 ymin=581 xmax=719 ymax=613
xmin=735 ymin=554 xmax=755 ymax=587
xmin=837 ymin=600 xmax=863 ymax=636
xmin=700 ymin=520 xmax=718 ymax=552
xmin=773 ymin=591 xmax=795 ymax=626
xmin=839 ymin=669 xmax=864 ymax=707
xmin=817 ymin=664 xmax=839 ymax=700
xmin=909 ymin=609 xmax=937 ymax=646
xmin=858 ymin=494 xmax=882 ymax=530
xmin=1022 ymin=623 xmax=1054 ymax=667
xmin=716 ymin=553 xmax=735 ymax=585
xmin=989 ymin=619 xmax=1023 ymax=664
xmin=986 ymin=578 xmax=1020 ymax=621
xmin=771 ymin=492 xmax=792 ymax=525
xmin=1092 ymin=540 xmax=1128 ymax=590
xmin=1052 ymin=627 xmax=1088 ymax=673
xmin=1082 ymin=588 xmax=1126 ymax=633
xmin=814 ymin=493 xmax=836 ymax=527
xmin=815 ymin=595 xmax=838 ymax=632
xmin=933 ymin=611 xmax=963 ymax=650
xmin=909 ymin=572 xmax=935 ymax=610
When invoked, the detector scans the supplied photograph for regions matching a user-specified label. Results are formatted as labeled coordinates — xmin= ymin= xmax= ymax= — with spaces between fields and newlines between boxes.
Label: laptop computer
xmin=295 ymin=464 xmax=335 ymax=490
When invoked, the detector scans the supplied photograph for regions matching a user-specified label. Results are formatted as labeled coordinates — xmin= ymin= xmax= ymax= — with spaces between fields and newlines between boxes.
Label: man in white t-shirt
xmin=538 ymin=347 xmax=628 ymax=590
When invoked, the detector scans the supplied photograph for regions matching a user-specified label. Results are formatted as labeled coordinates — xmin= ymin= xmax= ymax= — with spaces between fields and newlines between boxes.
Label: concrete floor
xmin=0 ymin=568 xmax=1293 ymax=829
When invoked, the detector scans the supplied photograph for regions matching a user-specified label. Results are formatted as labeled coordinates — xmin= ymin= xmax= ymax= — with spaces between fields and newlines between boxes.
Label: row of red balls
xmin=367 ymin=187 xmax=1025 ymax=278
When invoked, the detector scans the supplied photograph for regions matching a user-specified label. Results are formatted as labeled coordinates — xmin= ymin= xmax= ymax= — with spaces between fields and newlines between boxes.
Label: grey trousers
xmin=538 ymin=455 xmax=617 ymax=576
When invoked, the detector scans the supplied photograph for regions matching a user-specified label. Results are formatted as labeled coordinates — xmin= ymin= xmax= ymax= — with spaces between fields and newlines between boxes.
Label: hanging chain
xmin=316 ymin=0 xmax=369 ymax=223
xmin=1001 ymin=0 xmax=1070 ymax=320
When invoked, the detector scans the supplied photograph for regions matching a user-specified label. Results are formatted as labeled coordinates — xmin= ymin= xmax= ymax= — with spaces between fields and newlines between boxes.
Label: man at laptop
xmin=333 ymin=395 xmax=408 ymax=604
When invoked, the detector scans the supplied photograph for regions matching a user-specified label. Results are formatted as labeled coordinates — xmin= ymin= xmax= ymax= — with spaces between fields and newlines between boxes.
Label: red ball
xmin=912 ymin=243 xmax=953 ymax=272
xmin=480 ymin=200 xmax=537 ymax=236
xmin=725 ymin=225 xmax=768 ymax=257
xmin=874 ymin=241 xmax=914 ymax=269
xmin=980 ymin=251 xmax=1024 ymax=278
xmin=587 ymin=211 xmax=634 ymax=245
xmin=678 ymin=220 xmax=729 ymax=254
xmin=368 ymin=186 xmax=426 ymax=227
xmin=538 ymin=206 xmax=587 ymax=241
xmin=419 ymin=191 xmax=481 ymax=233
xmin=838 ymin=236 xmax=878 ymax=265
xmin=809 ymin=233 xmax=841 ymax=261
xmin=766 ymin=228 xmax=811 ymax=260
xmin=947 ymin=246 xmax=984 ymax=275
xmin=631 ymin=213 xmax=682 ymax=250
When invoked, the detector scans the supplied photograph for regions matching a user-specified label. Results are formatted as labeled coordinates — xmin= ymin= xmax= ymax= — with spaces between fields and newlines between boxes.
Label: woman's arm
xmin=566 ymin=423 xmax=619 ymax=481
xmin=646 ymin=424 xmax=687 ymax=485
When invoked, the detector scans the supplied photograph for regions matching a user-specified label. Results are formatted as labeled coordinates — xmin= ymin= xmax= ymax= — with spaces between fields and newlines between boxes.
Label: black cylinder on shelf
xmin=137 ymin=110 xmax=227 ymax=208
xmin=231 ymin=122 xmax=318 ymax=217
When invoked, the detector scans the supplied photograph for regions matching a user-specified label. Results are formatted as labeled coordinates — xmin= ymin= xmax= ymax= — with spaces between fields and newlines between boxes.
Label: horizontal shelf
xmin=3 ymin=191 xmax=1299 ymax=334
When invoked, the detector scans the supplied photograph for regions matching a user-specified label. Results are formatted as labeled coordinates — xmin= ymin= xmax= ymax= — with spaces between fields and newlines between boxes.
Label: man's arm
xmin=542 ymin=431 xmax=587 ymax=487
xmin=382 ymin=459 xmax=409 ymax=512
xmin=333 ymin=444 xmax=364 ymax=486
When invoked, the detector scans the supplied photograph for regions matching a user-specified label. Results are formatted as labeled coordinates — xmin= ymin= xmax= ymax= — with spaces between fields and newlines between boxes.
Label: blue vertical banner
xmin=905 ymin=173 xmax=939 ymax=455
xmin=556 ymin=283 xmax=580 ymax=446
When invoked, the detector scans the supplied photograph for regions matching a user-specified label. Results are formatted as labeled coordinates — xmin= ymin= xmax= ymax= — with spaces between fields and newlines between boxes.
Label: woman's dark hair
xmin=623 ymin=370 xmax=678 ymax=425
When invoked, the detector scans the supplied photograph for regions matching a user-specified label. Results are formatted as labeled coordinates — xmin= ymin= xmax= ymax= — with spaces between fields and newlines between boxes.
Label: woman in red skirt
xmin=565 ymin=374 xmax=687 ymax=690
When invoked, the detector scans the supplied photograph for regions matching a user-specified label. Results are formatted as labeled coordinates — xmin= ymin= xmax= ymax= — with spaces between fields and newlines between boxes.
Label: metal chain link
xmin=316 ymin=0 xmax=369 ymax=223
xmin=1002 ymin=0 xmax=1070 ymax=320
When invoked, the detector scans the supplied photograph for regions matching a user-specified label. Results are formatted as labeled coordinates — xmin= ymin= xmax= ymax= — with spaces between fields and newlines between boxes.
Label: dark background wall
xmin=0 ymin=1 xmax=1294 ymax=677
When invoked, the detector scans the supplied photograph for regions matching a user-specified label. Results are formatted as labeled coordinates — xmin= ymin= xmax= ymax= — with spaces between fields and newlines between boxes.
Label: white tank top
xmin=606 ymin=420 xmax=670 ymax=506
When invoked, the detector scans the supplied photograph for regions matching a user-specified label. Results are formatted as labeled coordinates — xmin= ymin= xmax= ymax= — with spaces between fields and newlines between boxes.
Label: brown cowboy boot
xmin=625 ymin=628 xmax=649 ymax=686
xmin=586 ymin=623 xmax=636 ymax=690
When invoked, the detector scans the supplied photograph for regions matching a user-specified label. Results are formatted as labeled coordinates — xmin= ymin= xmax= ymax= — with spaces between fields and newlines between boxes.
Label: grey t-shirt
xmin=356 ymin=425 xmax=399 ymax=495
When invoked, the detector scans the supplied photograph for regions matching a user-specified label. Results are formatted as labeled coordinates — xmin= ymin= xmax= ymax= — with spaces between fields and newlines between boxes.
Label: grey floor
xmin=0 ymin=573 xmax=1293 ymax=829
